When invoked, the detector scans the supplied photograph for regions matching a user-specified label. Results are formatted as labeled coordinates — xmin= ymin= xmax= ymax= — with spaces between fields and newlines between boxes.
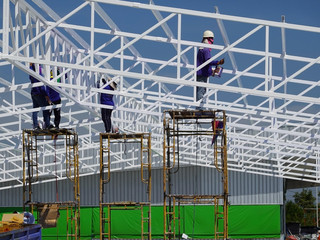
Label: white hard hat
xmin=110 ymin=81 xmax=117 ymax=90
xmin=203 ymin=30 xmax=214 ymax=38
xmin=102 ymin=77 xmax=118 ymax=90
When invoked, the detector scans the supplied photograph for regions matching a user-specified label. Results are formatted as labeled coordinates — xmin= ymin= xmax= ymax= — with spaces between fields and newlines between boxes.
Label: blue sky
xmin=38 ymin=0 xmax=319 ymax=197
xmin=38 ymin=0 xmax=320 ymax=67
xmin=1 ymin=0 xmax=318 ymax=109
xmin=2 ymin=0 xmax=318 ymax=110
xmin=0 ymin=0 xmax=319 ymax=198
xmin=42 ymin=0 xmax=320 ymax=28
xmin=180 ymin=0 xmax=320 ymax=27
xmin=39 ymin=0 xmax=320 ymax=39
xmin=4 ymin=0 xmax=318 ymax=77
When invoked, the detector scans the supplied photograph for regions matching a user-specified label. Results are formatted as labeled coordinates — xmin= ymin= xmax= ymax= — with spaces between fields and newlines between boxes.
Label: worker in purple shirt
xmin=29 ymin=63 xmax=51 ymax=129
xmin=46 ymin=69 xmax=62 ymax=128
xmin=100 ymin=78 xmax=117 ymax=133
xmin=196 ymin=30 xmax=224 ymax=109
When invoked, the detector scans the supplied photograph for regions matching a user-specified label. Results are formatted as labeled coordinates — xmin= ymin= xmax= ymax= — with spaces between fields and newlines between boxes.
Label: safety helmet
xmin=102 ymin=77 xmax=118 ymax=90
xmin=203 ymin=30 xmax=214 ymax=38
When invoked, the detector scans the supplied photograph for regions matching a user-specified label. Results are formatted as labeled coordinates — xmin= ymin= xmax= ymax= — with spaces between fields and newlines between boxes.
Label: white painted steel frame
xmin=0 ymin=0 xmax=319 ymax=189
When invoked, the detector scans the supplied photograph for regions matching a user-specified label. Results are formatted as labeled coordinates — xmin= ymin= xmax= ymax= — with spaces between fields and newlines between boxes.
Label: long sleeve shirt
xmin=46 ymin=70 xmax=62 ymax=102
xmin=196 ymin=48 xmax=219 ymax=77
xmin=100 ymin=85 xmax=115 ymax=106
xmin=29 ymin=64 xmax=47 ymax=96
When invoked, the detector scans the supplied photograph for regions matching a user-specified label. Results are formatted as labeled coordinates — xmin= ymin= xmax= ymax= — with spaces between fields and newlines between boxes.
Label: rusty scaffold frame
xmin=22 ymin=128 xmax=80 ymax=240
xmin=163 ymin=109 xmax=228 ymax=239
xmin=99 ymin=133 xmax=152 ymax=240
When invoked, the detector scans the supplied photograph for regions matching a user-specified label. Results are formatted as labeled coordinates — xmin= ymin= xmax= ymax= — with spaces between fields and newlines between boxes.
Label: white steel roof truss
xmin=0 ymin=0 xmax=319 ymax=188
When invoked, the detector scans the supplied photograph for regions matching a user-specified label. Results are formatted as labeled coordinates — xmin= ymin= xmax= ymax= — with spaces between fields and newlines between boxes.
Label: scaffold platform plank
xmin=166 ymin=109 xmax=223 ymax=119
xmin=101 ymin=201 xmax=150 ymax=207
xmin=100 ymin=132 xmax=150 ymax=140
xmin=167 ymin=194 xmax=225 ymax=199
xmin=24 ymin=128 xmax=76 ymax=136
xmin=28 ymin=201 xmax=78 ymax=206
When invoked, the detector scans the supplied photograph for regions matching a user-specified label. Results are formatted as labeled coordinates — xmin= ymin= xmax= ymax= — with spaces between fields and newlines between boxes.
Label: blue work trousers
xmin=196 ymin=75 xmax=208 ymax=102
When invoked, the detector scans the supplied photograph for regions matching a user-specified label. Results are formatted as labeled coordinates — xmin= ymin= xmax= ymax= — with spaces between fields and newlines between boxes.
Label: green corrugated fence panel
xmin=0 ymin=205 xmax=280 ymax=239
xmin=228 ymin=205 xmax=281 ymax=238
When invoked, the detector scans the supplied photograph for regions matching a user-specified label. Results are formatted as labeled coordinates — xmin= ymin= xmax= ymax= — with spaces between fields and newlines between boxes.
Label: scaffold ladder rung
xmin=167 ymin=151 xmax=178 ymax=155
xmin=102 ymin=180 xmax=109 ymax=184
xmin=27 ymin=148 xmax=37 ymax=152
xmin=26 ymin=163 xmax=38 ymax=167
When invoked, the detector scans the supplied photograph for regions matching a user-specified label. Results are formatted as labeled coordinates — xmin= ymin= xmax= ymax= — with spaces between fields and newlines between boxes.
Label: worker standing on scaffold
xmin=29 ymin=63 xmax=52 ymax=129
xmin=46 ymin=69 xmax=63 ymax=129
xmin=196 ymin=30 xmax=224 ymax=110
xmin=100 ymin=78 xmax=118 ymax=133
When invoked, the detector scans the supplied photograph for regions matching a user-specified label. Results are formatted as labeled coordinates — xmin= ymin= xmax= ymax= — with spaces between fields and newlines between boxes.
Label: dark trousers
xmin=101 ymin=108 xmax=113 ymax=133
xmin=50 ymin=99 xmax=61 ymax=128
xmin=31 ymin=94 xmax=50 ymax=128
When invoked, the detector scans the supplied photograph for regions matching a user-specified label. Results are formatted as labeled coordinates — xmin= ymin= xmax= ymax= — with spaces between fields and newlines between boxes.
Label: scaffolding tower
xmin=163 ymin=110 xmax=228 ymax=239
xmin=22 ymin=128 xmax=80 ymax=240
xmin=99 ymin=133 xmax=152 ymax=240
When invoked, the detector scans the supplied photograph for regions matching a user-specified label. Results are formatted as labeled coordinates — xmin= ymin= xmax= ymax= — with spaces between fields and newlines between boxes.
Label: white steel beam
xmin=0 ymin=0 xmax=319 ymax=188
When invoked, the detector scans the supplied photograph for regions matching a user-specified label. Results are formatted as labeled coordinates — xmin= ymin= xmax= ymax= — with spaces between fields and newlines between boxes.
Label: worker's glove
xmin=218 ymin=59 xmax=225 ymax=65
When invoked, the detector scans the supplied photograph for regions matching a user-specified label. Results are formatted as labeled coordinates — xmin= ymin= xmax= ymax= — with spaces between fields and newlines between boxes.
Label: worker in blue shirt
xmin=100 ymin=78 xmax=117 ymax=133
xmin=29 ymin=63 xmax=51 ymax=129
xmin=196 ymin=30 xmax=224 ymax=108
xmin=46 ymin=69 xmax=62 ymax=128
